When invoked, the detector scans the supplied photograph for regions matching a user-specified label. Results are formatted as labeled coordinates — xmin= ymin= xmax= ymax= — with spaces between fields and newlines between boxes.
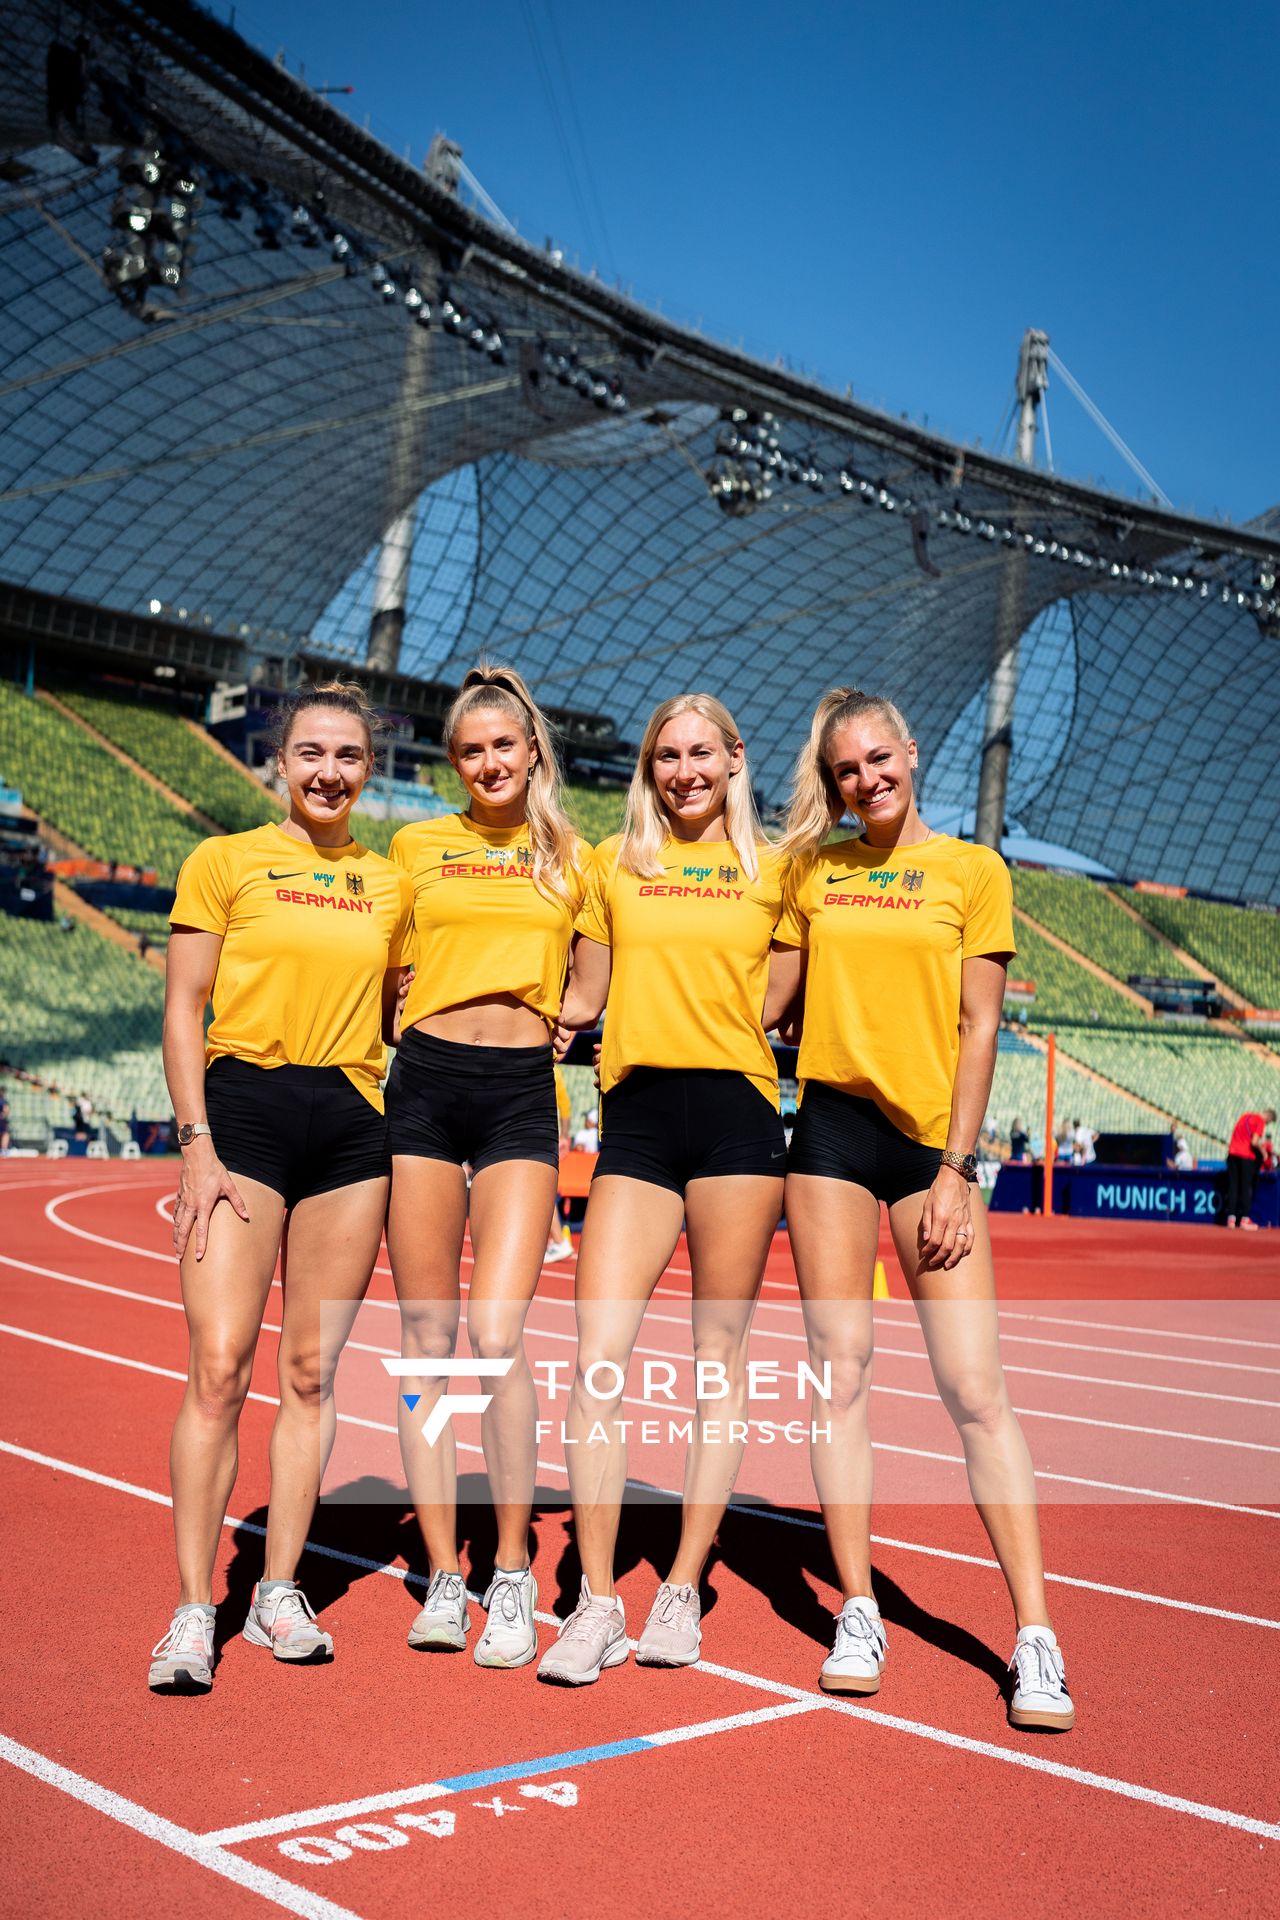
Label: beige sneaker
xmin=536 ymin=1578 xmax=628 ymax=1685
xmin=149 ymin=1603 xmax=215 ymax=1693
xmin=408 ymin=1570 xmax=470 ymax=1651
xmin=636 ymin=1583 xmax=702 ymax=1667
xmin=242 ymin=1581 xmax=333 ymax=1662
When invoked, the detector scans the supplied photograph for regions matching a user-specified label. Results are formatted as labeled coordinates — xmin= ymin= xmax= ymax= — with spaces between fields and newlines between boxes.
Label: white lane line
xmin=0 ymin=1732 xmax=365 ymax=1920
xmin=44 ymin=1186 xmax=175 ymax=1264
xmin=998 ymin=1309 xmax=1280 ymax=1354
xmin=7 ymin=1431 xmax=1279 ymax=1658
xmin=5 ymin=1318 xmax=1279 ymax=1520
xmin=20 ymin=1249 xmax=1276 ymax=1460
xmin=8 ymin=1438 xmax=1273 ymax=1853
xmin=690 ymin=1661 xmax=1280 ymax=1844
xmin=974 ymin=1329 xmax=1280 ymax=1378
xmin=203 ymin=1699 xmax=822 ymax=1846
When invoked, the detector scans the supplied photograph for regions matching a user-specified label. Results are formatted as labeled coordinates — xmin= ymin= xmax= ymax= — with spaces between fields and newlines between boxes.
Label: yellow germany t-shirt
xmin=170 ymin=823 xmax=415 ymax=1112
xmin=389 ymin=813 xmax=591 ymax=1034
xmin=578 ymin=835 xmax=787 ymax=1108
xmin=777 ymin=834 xmax=1015 ymax=1147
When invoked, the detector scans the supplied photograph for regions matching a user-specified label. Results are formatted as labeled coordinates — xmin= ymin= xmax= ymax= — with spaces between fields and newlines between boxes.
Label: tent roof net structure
xmin=2 ymin=0 xmax=1278 ymax=899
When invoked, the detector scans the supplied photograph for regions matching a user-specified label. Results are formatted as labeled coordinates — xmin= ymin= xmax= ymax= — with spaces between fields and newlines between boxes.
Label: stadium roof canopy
xmin=1 ymin=0 xmax=1278 ymax=900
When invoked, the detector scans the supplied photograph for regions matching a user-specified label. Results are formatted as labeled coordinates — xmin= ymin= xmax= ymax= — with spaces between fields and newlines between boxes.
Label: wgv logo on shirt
xmin=313 ymin=871 xmax=335 ymax=887
xmin=684 ymin=865 xmax=713 ymax=882
xmin=867 ymin=869 xmax=899 ymax=888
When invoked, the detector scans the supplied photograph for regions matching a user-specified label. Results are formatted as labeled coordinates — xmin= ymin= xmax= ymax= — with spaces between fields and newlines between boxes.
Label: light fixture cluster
xmin=102 ymin=139 xmax=200 ymax=300
xmin=703 ymin=411 xmax=1279 ymax=617
xmin=533 ymin=342 xmax=629 ymax=411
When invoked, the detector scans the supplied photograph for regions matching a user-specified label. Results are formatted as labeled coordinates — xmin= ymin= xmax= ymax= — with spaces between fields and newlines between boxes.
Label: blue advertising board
xmin=990 ymin=1163 xmax=1278 ymax=1227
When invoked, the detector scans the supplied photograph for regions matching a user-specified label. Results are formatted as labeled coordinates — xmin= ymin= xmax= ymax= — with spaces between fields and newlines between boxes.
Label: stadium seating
xmin=104 ymin=906 xmax=172 ymax=951
xmin=1050 ymin=1025 xmax=1280 ymax=1147
xmin=987 ymin=1032 xmax=1217 ymax=1162
xmin=0 ymin=913 xmax=168 ymax=1119
xmin=1008 ymin=917 xmax=1141 ymax=1027
xmin=1012 ymin=868 xmax=1193 ymax=986
xmin=61 ymin=689 xmax=281 ymax=835
xmin=1118 ymin=889 xmax=1280 ymax=1010
xmin=0 ymin=683 xmax=205 ymax=883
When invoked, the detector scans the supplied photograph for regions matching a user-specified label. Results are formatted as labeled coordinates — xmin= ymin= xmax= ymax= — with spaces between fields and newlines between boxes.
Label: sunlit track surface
xmin=1 ymin=1164 xmax=1277 ymax=1920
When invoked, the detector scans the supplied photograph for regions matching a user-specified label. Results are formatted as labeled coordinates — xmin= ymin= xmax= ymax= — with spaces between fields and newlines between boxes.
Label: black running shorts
xmin=595 ymin=1067 xmax=786 ymax=1195
xmin=386 ymin=1028 xmax=560 ymax=1173
xmin=787 ymin=1081 xmax=943 ymax=1205
xmin=204 ymin=1056 xmax=390 ymax=1208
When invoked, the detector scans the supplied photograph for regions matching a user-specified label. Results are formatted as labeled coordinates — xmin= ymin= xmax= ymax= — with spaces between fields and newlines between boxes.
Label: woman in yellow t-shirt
xmin=537 ymin=694 xmax=795 ymax=1685
xmin=772 ymin=686 xmax=1073 ymax=1732
xmin=150 ymin=681 xmax=415 ymax=1695
xmin=385 ymin=666 xmax=590 ymax=1669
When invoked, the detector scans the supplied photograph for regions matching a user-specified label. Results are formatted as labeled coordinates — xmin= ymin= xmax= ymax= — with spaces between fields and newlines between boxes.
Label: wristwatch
xmin=939 ymin=1149 xmax=978 ymax=1183
xmin=176 ymin=1123 xmax=214 ymax=1147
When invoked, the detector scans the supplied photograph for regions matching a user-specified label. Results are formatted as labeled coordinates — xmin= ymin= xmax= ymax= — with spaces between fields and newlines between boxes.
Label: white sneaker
xmin=474 ymin=1568 xmax=539 ymax=1668
xmin=242 ymin=1581 xmax=333 ymax=1662
xmin=543 ymin=1239 xmax=574 ymax=1264
xmin=819 ymin=1596 xmax=887 ymax=1695
xmin=635 ymin=1582 xmax=702 ymax=1666
xmin=149 ymin=1603 xmax=215 ymax=1692
xmin=536 ymin=1578 xmax=629 ymax=1685
xmin=408 ymin=1570 xmax=470 ymax=1651
xmin=1008 ymin=1625 xmax=1075 ymax=1731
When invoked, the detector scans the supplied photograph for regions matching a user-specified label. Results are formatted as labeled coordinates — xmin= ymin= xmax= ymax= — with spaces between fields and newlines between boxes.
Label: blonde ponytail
xmin=444 ymin=663 xmax=582 ymax=905
xmin=619 ymin=693 xmax=764 ymax=882
xmin=779 ymin=687 xmax=912 ymax=859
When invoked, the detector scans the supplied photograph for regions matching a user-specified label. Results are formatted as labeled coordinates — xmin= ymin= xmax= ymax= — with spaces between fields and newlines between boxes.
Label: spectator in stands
xmin=572 ymin=1108 xmax=600 ymax=1153
xmin=383 ymin=665 xmax=591 ymax=1669
xmin=137 ymin=929 xmax=151 ymax=961
xmin=0 ymin=1084 xmax=9 ymax=1155
xmin=1071 ymin=1118 xmax=1098 ymax=1165
xmin=542 ymin=692 xmax=793 ymax=1683
xmin=773 ymin=684 xmax=1073 ymax=1732
xmin=1225 ymin=1106 xmax=1277 ymax=1230
xmin=1008 ymin=1117 xmax=1030 ymax=1163
xmin=1169 ymin=1135 xmax=1194 ymax=1171
xmin=71 ymin=1094 xmax=94 ymax=1136
xmin=149 ymin=680 xmax=414 ymax=1695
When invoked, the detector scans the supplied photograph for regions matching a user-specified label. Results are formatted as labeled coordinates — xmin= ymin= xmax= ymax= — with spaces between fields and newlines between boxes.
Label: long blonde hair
xmin=445 ymin=664 xmax=581 ymax=905
xmin=780 ymin=687 xmax=913 ymax=858
xmin=619 ymin=693 xmax=764 ymax=881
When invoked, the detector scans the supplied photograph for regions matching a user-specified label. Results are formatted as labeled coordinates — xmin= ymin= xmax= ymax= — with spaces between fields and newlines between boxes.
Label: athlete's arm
xmin=163 ymin=926 xmax=250 ymax=1262
xmin=920 ymin=952 xmax=1008 ymax=1270
xmin=560 ymin=933 xmax=611 ymax=1029
xmin=383 ymin=965 xmax=413 ymax=1046
xmin=763 ymin=942 xmax=807 ymax=1038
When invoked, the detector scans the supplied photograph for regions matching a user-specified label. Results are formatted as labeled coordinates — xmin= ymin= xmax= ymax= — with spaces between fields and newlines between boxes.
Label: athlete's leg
xmin=386 ymin=1155 xmax=469 ymax=1577
xmin=785 ymin=1172 xmax=880 ymax=1598
xmin=170 ymin=1175 xmax=286 ymax=1603
xmin=665 ymin=1175 xmax=783 ymax=1587
xmin=887 ymin=1192 xmax=1050 ymax=1629
xmin=263 ymin=1175 xmax=389 ymax=1581
xmin=565 ymin=1175 xmax=685 ymax=1596
xmin=466 ymin=1159 xmax=561 ymax=1570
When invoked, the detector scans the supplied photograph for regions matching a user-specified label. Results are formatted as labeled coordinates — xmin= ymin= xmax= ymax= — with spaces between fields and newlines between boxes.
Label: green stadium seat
xmin=1118 ymin=889 xmax=1280 ymax=1010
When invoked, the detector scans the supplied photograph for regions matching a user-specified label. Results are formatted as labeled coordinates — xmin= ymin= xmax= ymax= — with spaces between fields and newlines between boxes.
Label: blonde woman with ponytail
xmin=537 ymin=694 xmax=796 ymax=1686
xmin=773 ymin=688 xmax=1074 ymax=1733
xmin=385 ymin=665 xmax=591 ymax=1669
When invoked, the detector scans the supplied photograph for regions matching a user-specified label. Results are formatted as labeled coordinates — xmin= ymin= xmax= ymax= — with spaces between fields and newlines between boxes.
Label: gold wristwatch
xmin=176 ymin=1123 xmax=214 ymax=1147
xmin=939 ymin=1149 xmax=978 ymax=1182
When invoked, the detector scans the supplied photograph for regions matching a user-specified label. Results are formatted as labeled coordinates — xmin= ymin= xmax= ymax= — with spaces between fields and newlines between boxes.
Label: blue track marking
xmin=436 ymin=1738 xmax=653 ymax=1794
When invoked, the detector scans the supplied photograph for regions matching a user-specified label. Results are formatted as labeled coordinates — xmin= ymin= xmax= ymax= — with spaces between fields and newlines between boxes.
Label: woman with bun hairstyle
xmin=385 ymin=666 xmax=590 ymax=1669
xmin=771 ymin=687 xmax=1074 ymax=1732
xmin=537 ymin=694 xmax=795 ymax=1685
xmin=149 ymin=682 xmax=414 ymax=1693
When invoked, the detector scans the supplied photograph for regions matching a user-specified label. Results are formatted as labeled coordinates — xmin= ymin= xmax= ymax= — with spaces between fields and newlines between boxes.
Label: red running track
xmin=0 ymin=1162 xmax=1277 ymax=1920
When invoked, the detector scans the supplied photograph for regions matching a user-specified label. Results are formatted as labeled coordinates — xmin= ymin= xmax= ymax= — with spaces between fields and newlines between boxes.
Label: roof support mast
xmin=973 ymin=328 xmax=1049 ymax=851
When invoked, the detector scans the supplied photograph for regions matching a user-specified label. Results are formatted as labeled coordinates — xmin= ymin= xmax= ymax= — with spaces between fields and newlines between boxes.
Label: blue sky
xmin=232 ymin=0 xmax=1276 ymax=525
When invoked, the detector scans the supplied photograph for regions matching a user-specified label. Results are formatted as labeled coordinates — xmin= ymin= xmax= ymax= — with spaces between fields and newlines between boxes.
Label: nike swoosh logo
xmin=770 ymin=1150 xmax=785 ymax=1159
xmin=267 ymin=869 xmax=305 ymax=881
xmin=440 ymin=851 xmax=470 ymax=862
xmin=825 ymin=875 xmax=848 ymax=885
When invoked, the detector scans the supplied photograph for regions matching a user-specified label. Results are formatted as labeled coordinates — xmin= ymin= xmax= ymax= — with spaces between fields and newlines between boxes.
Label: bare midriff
xmin=412 ymin=993 xmax=549 ymax=1048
